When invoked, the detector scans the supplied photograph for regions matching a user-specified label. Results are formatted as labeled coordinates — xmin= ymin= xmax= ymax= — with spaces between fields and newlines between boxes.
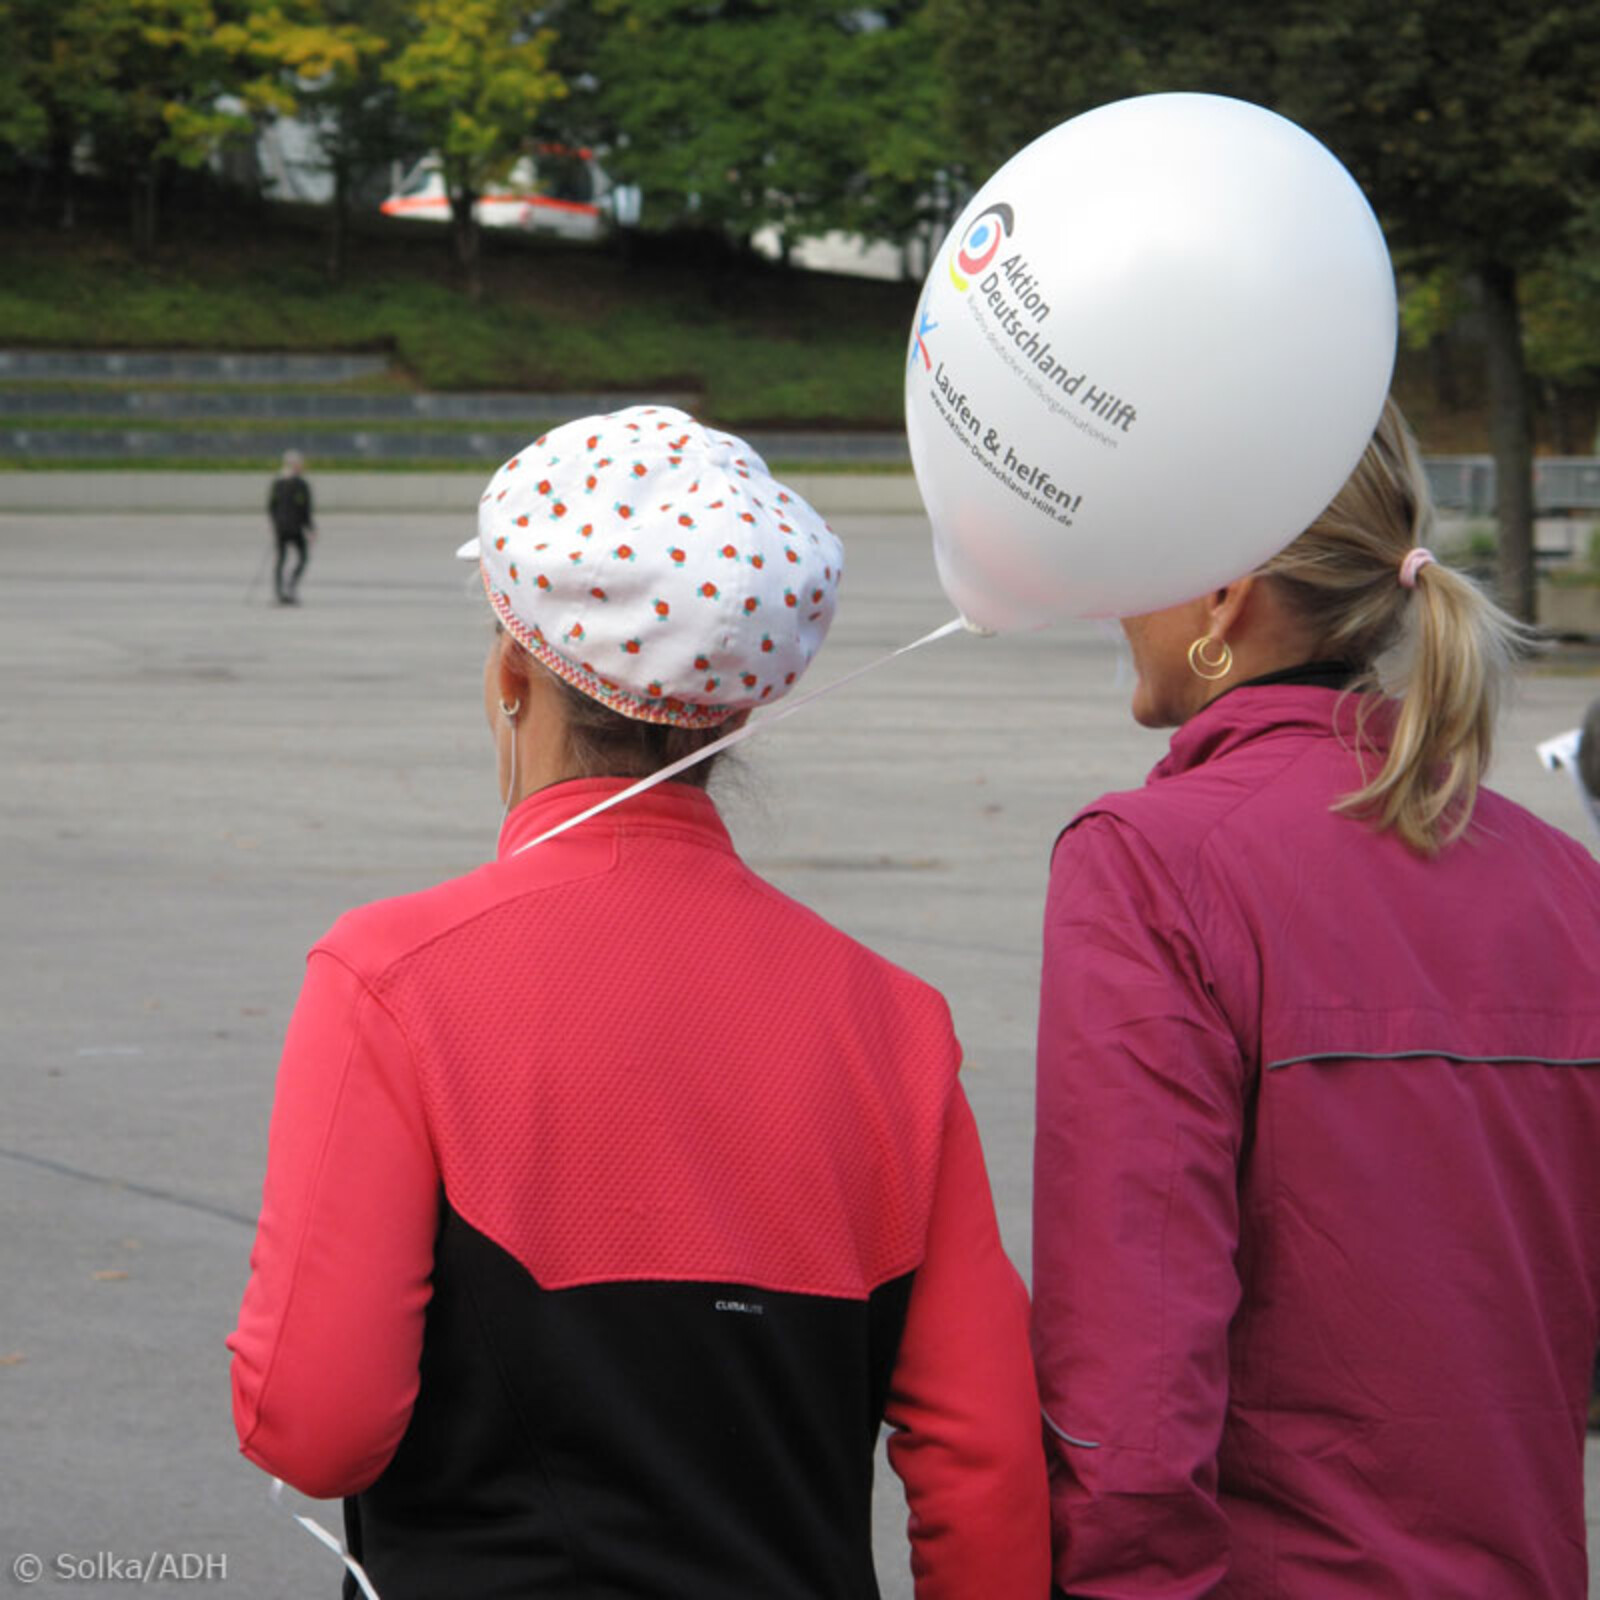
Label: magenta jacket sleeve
xmin=228 ymin=949 xmax=439 ymax=1500
xmin=885 ymin=1082 xmax=1052 ymax=1599
xmin=1033 ymin=815 xmax=1246 ymax=1597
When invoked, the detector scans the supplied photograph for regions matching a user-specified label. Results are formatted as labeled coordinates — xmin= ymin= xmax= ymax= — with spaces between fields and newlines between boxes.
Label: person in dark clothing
xmin=268 ymin=450 xmax=315 ymax=605
xmin=1538 ymin=693 xmax=1600 ymax=842
xmin=1580 ymin=700 xmax=1600 ymax=1435
xmin=1580 ymin=695 xmax=1600 ymax=810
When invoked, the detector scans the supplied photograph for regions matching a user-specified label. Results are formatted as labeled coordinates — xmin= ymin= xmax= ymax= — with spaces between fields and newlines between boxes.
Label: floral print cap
xmin=459 ymin=406 xmax=843 ymax=728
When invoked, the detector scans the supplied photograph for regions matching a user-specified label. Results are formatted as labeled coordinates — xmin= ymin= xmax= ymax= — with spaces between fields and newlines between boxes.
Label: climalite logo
xmin=948 ymin=202 xmax=1014 ymax=292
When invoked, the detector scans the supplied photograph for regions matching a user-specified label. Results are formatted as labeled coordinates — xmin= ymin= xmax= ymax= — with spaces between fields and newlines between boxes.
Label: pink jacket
xmin=1034 ymin=686 xmax=1600 ymax=1598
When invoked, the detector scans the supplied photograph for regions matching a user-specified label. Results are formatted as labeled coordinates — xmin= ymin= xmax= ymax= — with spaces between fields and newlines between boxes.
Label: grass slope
xmin=0 ymin=201 xmax=921 ymax=430
xmin=0 ymin=192 xmax=1530 ymax=454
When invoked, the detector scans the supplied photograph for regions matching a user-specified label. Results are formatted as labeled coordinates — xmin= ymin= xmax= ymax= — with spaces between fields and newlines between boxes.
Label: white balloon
xmin=905 ymin=93 xmax=1397 ymax=631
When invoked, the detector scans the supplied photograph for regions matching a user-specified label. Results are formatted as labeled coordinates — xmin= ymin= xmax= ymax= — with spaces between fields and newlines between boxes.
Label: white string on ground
xmin=269 ymin=1478 xmax=382 ymax=1600
xmin=513 ymin=615 xmax=968 ymax=858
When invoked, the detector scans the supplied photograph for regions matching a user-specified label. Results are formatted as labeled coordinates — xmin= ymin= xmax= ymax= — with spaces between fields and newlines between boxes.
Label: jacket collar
xmin=496 ymin=777 xmax=733 ymax=862
xmin=1152 ymin=684 xmax=1388 ymax=784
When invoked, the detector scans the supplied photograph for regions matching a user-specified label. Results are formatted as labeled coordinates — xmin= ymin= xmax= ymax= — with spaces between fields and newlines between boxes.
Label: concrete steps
xmin=0 ymin=349 xmax=909 ymax=465
xmin=0 ymin=349 xmax=390 ymax=383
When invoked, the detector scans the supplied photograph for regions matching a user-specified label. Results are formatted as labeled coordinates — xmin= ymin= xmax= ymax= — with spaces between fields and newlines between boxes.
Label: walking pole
xmin=244 ymin=541 xmax=273 ymax=606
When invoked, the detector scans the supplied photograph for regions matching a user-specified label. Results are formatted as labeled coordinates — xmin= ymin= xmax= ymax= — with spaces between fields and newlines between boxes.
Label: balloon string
xmin=269 ymin=1478 xmax=382 ymax=1600
xmin=512 ymin=615 xmax=968 ymax=858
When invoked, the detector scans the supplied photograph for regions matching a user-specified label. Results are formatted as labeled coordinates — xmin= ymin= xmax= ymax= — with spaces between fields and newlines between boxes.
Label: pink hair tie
xmin=1399 ymin=547 xmax=1436 ymax=589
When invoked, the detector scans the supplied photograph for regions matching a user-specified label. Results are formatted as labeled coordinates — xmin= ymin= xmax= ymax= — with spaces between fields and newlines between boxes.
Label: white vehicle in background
xmin=380 ymin=147 xmax=638 ymax=240
xmin=751 ymin=225 xmax=938 ymax=283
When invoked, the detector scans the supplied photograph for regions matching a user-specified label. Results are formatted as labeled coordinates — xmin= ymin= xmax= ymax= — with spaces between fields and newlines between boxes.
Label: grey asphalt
xmin=2 ymin=476 xmax=1597 ymax=1597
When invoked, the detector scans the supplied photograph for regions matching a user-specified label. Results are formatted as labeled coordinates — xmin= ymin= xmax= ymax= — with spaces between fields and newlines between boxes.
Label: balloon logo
xmin=906 ymin=93 xmax=1398 ymax=632
xmin=949 ymin=203 xmax=1014 ymax=291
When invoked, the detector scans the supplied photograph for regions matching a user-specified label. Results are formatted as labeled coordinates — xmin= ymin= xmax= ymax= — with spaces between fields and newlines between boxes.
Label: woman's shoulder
xmin=1470 ymin=782 xmax=1600 ymax=876
xmin=310 ymin=855 xmax=528 ymax=985
xmin=311 ymin=802 xmax=643 ymax=981
xmin=1062 ymin=697 xmax=1355 ymax=862
xmin=739 ymin=863 xmax=959 ymax=1034
xmin=1059 ymin=768 xmax=1238 ymax=877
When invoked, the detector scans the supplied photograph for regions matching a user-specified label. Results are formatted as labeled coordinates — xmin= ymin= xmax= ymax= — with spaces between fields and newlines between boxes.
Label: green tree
xmin=0 ymin=2 xmax=48 ymax=165
xmin=817 ymin=5 xmax=956 ymax=272
xmin=23 ymin=0 xmax=294 ymax=252
xmin=246 ymin=0 xmax=404 ymax=281
xmin=1 ymin=0 xmax=136 ymax=227
xmin=385 ymin=0 xmax=565 ymax=299
xmin=580 ymin=1 xmax=948 ymax=268
xmin=1275 ymin=2 xmax=1600 ymax=621
xmin=925 ymin=0 xmax=1276 ymax=181
xmin=1523 ymin=201 xmax=1600 ymax=398
xmin=0 ymin=0 xmax=67 ymax=227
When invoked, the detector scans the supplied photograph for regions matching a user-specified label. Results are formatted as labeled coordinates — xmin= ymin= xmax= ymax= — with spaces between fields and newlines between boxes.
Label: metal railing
xmin=1426 ymin=456 xmax=1600 ymax=518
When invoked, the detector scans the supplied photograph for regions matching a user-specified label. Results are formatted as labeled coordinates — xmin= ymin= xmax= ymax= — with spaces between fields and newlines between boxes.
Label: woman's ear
xmin=495 ymin=632 xmax=531 ymax=708
xmin=1207 ymin=575 xmax=1257 ymax=640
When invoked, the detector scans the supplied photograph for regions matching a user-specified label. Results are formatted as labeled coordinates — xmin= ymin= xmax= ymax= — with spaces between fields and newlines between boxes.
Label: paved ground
xmin=2 ymin=478 xmax=1597 ymax=1596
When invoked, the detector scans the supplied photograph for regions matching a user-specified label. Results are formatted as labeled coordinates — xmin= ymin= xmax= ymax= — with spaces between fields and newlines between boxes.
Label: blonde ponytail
xmin=1258 ymin=399 xmax=1533 ymax=854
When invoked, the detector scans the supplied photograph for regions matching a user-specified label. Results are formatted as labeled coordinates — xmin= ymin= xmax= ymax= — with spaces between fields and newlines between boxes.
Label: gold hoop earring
xmin=498 ymin=697 xmax=521 ymax=719
xmin=1187 ymin=636 xmax=1233 ymax=681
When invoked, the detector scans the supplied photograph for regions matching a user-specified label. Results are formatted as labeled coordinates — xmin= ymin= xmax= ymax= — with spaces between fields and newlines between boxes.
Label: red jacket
xmin=1034 ymin=686 xmax=1600 ymax=1598
xmin=230 ymin=778 xmax=1048 ymax=1599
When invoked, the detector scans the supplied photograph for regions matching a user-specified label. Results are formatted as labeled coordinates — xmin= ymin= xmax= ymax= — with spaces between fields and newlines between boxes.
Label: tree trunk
xmin=47 ymin=119 xmax=76 ymax=229
xmin=131 ymin=157 xmax=160 ymax=257
xmin=1476 ymin=259 xmax=1536 ymax=623
xmin=450 ymin=188 xmax=482 ymax=302
xmin=328 ymin=158 xmax=350 ymax=285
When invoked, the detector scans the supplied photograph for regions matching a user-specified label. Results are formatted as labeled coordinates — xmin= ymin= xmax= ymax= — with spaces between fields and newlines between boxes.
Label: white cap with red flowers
xmin=458 ymin=406 xmax=843 ymax=728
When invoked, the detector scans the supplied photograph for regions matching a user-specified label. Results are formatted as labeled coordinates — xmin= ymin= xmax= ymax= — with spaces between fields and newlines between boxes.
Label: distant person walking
xmin=1584 ymin=697 xmax=1600 ymax=799
xmin=1584 ymin=697 xmax=1600 ymax=824
xmin=267 ymin=450 xmax=315 ymax=605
